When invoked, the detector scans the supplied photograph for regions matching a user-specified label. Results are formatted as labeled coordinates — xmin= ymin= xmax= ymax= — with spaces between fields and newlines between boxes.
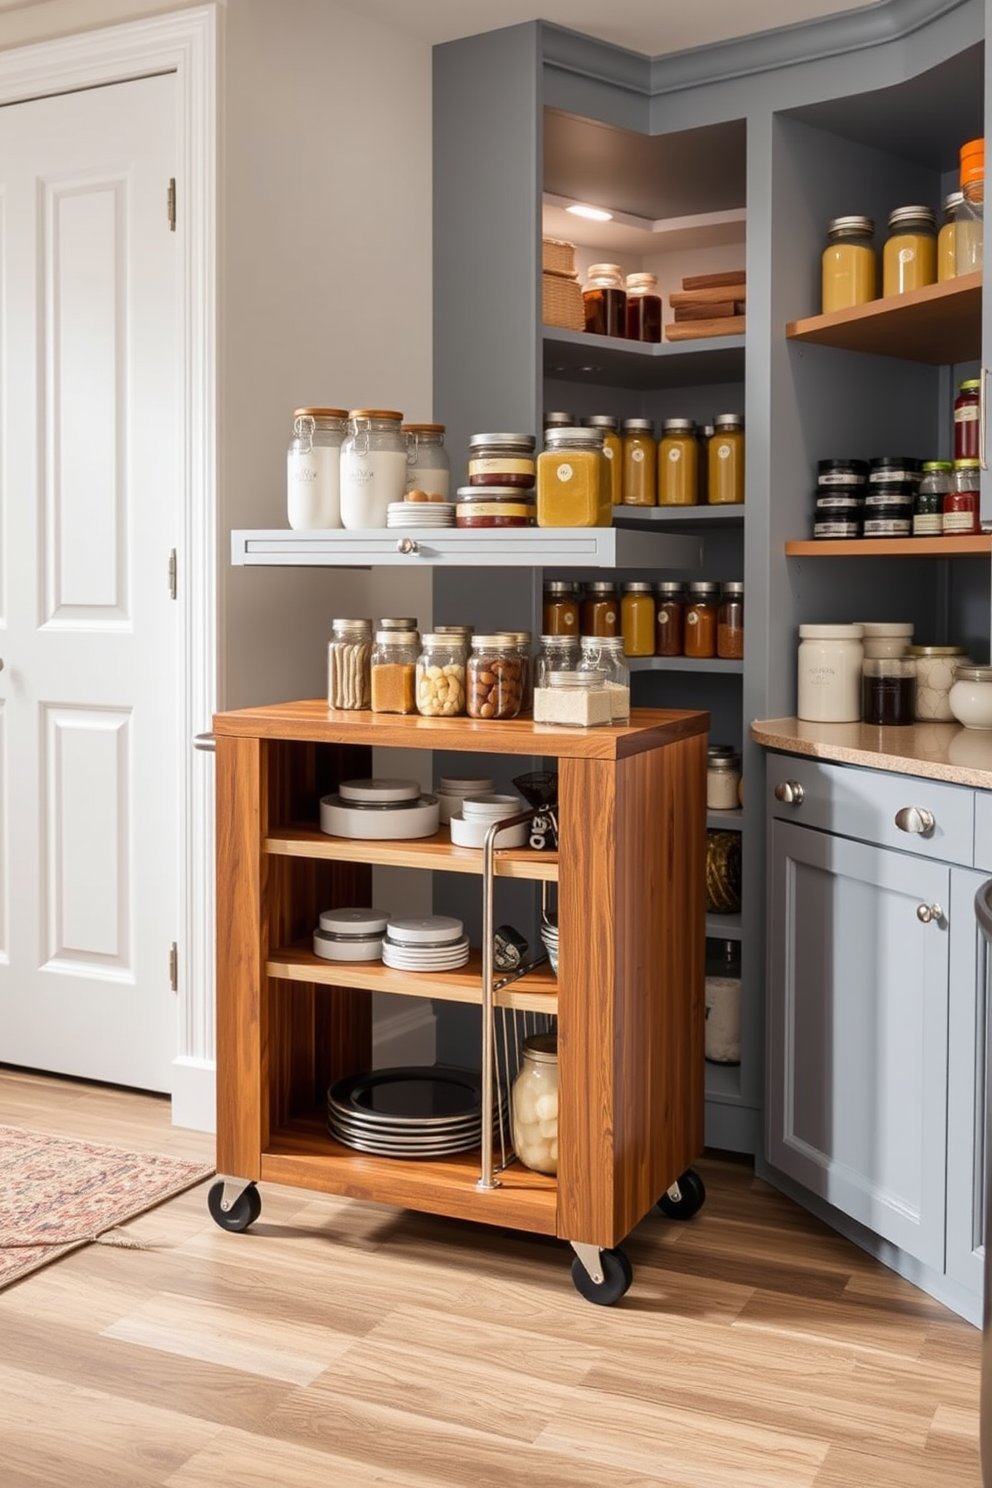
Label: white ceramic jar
xmin=797 ymin=624 xmax=864 ymax=722
xmin=859 ymin=621 xmax=914 ymax=658
xmin=949 ymin=665 xmax=992 ymax=729
xmin=287 ymin=408 xmax=347 ymax=529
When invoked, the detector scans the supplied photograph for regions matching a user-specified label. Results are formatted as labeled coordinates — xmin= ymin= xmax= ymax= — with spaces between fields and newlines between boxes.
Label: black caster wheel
xmin=656 ymin=1167 xmax=706 ymax=1221
xmin=207 ymin=1180 xmax=261 ymax=1233
xmin=570 ymin=1246 xmax=633 ymax=1306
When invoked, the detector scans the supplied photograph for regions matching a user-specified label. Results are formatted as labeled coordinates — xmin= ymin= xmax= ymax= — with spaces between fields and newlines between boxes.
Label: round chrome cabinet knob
xmin=774 ymin=781 xmax=804 ymax=805
xmin=895 ymin=806 xmax=935 ymax=836
xmin=916 ymin=902 xmax=943 ymax=924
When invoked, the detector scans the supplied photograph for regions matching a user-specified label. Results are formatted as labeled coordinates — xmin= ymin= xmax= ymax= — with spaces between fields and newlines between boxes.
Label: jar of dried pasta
xmin=327 ymin=618 xmax=373 ymax=710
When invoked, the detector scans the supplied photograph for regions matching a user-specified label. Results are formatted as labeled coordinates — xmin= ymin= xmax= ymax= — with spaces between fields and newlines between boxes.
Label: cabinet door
xmin=768 ymin=820 xmax=949 ymax=1270
xmin=946 ymin=865 xmax=990 ymax=1296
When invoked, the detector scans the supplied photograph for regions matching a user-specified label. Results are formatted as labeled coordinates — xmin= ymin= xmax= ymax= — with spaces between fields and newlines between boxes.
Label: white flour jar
xmin=797 ymin=624 xmax=864 ymax=722
xmin=286 ymin=408 xmax=346 ymax=529
xmin=340 ymin=410 xmax=408 ymax=528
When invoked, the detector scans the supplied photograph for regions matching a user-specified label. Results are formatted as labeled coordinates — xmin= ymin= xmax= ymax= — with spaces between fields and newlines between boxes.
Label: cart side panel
xmin=215 ymin=732 xmax=265 ymax=1180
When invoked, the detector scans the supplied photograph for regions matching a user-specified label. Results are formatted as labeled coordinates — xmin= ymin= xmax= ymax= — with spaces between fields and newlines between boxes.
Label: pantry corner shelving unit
xmin=209 ymin=702 xmax=707 ymax=1303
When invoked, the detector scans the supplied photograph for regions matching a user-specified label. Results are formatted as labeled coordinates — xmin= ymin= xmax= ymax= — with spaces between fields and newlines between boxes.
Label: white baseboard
xmin=171 ymin=1055 xmax=216 ymax=1134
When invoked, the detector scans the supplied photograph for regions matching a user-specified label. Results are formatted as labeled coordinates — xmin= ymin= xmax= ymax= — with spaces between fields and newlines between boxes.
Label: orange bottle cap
xmin=960 ymin=137 xmax=984 ymax=187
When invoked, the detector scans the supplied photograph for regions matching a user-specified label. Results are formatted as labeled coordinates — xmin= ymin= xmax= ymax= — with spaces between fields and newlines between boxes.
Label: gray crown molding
xmin=541 ymin=0 xmax=972 ymax=98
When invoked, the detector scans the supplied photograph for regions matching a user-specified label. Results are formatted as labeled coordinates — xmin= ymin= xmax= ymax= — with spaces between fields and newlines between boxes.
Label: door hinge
xmin=169 ymin=941 xmax=178 ymax=993
xmin=167 ymin=177 xmax=176 ymax=232
xmin=168 ymin=548 xmax=177 ymax=600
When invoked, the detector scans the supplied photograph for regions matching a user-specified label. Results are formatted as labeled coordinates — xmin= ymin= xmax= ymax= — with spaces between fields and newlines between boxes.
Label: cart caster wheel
xmin=570 ymin=1246 xmax=633 ymax=1306
xmin=207 ymin=1180 xmax=261 ymax=1233
xmin=656 ymin=1167 xmax=706 ymax=1221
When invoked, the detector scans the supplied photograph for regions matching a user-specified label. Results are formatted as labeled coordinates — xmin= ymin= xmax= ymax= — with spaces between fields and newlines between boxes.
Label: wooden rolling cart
xmin=208 ymin=701 xmax=707 ymax=1304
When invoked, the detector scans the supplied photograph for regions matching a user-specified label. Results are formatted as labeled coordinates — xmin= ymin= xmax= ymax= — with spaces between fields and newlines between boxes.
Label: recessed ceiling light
xmin=566 ymin=204 xmax=613 ymax=222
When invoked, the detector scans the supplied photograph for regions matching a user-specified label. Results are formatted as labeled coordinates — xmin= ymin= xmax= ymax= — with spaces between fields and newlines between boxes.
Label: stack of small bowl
xmin=449 ymin=794 xmax=528 ymax=849
xmin=540 ymin=916 xmax=559 ymax=974
xmin=435 ymin=776 xmax=495 ymax=825
xmin=382 ymin=915 xmax=470 ymax=972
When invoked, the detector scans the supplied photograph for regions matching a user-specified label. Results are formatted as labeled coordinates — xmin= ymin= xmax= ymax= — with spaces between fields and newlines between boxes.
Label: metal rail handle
xmin=193 ymin=732 xmax=216 ymax=753
xmin=975 ymin=879 xmax=992 ymax=942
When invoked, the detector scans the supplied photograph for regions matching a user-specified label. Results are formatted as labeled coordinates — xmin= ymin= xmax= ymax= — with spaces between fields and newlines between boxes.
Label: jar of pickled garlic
xmin=820 ymin=215 xmax=876 ymax=313
xmin=511 ymin=1033 xmax=558 ymax=1174
xmin=536 ymin=426 xmax=611 ymax=527
xmin=708 ymin=414 xmax=745 ymax=504
xmin=620 ymin=582 xmax=655 ymax=657
xmin=620 ymin=418 xmax=657 ymax=506
xmin=584 ymin=415 xmax=622 ymax=508
xmin=658 ymin=418 xmax=699 ymax=505
xmin=882 ymin=205 xmax=937 ymax=296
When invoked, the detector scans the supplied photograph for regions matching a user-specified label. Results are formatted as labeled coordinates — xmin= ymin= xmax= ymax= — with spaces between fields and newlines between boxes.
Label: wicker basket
xmin=542 ymin=236 xmax=576 ymax=274
xmin=542 ymin=269 xmax=585 ymax=331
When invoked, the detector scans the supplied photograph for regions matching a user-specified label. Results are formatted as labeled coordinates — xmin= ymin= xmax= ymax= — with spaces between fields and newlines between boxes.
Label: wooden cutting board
xmin=670 ymin=285 xmax=748 ymax=308
xmin=681 ymin=269 xmax=746 ymax=291
xmin=664 ymin=315 xmax=745 ymax=341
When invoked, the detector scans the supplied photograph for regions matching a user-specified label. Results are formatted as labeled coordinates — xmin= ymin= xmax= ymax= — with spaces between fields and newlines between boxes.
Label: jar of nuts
xmin=370 ymin=629 xmax=419 ymax=714
xmin=416 ymin=634 xmax=467 ymax=717
xmin=466 ymin=634 xmax=524 ymax=720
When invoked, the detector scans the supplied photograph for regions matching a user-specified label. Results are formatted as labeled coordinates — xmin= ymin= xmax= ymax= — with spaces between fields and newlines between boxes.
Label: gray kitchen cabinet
xmin=767 ymin=751 xmax=987 ymax=1322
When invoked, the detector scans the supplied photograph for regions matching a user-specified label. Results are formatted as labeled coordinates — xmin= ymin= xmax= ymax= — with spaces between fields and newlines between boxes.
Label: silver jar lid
xmin=543 ymin=426 xmax=603 ymax=447
xmin=953 ymin=665 xmax=992 ymax=684
xmin=662 ymin=418 xmax=696 ymax=433
xmin=714 ymin=414 xmax=744 ymax=430
xmin=708 ymin=753 xmax=741 ymax=771
xmin=468 ymin=432 xmax=536 ymax=450
xmin=887 ymin=204 xmax=936 ymax=231
xmin=621 ymin=418 xmax=655 ymax=432
xmin=827 ymin=215 xmax=874 ymax=239
xmin=583 ymin=414 xmax=619 ymax=430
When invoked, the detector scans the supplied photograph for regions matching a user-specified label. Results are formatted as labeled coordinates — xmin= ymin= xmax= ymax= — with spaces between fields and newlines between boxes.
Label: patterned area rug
xmin=0 ymin=1124 xmax=213 ymax=1289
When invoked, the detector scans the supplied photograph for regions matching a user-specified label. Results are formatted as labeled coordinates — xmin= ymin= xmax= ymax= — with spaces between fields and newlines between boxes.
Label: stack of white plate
xmin=320 ymin=778 xmax=439 ymax=840
xmin=386 ymin=502 xmax=455 ymax=529
xmin=449 ymin=794 xmax=529 ymax=849
xmin=327 ymin=1065 xmax=501 ymax=1157
xmin=541 ymin=917 xmax=559 ymax=975
xmin=313 ymin=907 xmax=389 ymax=963
xmin=382 ymin=914 xmax=469 ymax=972
xmin=435 ymin=775 xmax=496 ymax=825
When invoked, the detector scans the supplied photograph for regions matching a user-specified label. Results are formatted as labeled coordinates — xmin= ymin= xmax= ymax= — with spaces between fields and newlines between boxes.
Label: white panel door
xmin=0 ymin=73 xmax=179 ymax=1091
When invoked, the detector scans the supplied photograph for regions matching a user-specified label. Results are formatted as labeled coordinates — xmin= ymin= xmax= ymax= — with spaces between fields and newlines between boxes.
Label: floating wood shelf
xmin=785 ymin=273 xmax=982 ymax=364
xmin=785 ymin=537 xmax=991 ymax=557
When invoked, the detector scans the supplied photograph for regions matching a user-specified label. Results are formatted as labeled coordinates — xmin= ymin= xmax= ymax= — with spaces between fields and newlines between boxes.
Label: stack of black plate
xmin=327 ymin=1065 xmax=502 ymax=1158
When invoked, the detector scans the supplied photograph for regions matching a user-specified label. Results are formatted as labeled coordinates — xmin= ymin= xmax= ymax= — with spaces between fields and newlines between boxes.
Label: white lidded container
xmin=313 ymin=907 xmax=389 ymax=963
xmin=949 ymin=665 xmax=992 ymax=729
xmin=797 ymin=624 xmax=864 ymax=722
xmin=340 ymin=409 xmax=408 ymax=528
xmin=858 ymin=621 xmax=915 ymax=658
xmin=287 ymin=407 xmax=347 ymax=529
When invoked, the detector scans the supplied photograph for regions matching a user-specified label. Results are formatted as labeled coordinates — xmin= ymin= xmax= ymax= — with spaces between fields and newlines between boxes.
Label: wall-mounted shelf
xmin=786 ymin=536 xmax=991 ymax=557
xmin=785 ymin=273 xmax=981 ymax=364
xmin=612 ymin=505 xmax=744 ymax=531
xmin=543 ymin=327 xmax=745 ymax=390
xmin=231 ymin=527 xmax=702 ymax=570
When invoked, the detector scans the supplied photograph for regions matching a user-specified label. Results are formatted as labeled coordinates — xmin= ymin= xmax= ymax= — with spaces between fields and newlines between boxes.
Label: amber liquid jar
xmin=708 ymin=415 xmax=745 ymax=504
xmin=625 ymin=272 xmax=662 ymax=342
xmin=621 ymin=418 xmax=656 ymax=506
xmin=655 ymin=583 xmax=686 ymax=656
xmin=716 ymin=582 xmax=744 ymax=659
xmin=684 ymin=582 xmax=720 ymax=659
xmin=584 ymin=415 xmax=622 ymax=508
xmin=658 ymin=419 xmax=698 ymax=506
xmin=581 ymin=582 xmax=619 ymax=637
xmin=582 ymin=263 xmax=627 ymax=337
xmin=621 ymin=582 xmax=655 ymax=657
xmin=542 ymin=581 xmax=579 ymax=637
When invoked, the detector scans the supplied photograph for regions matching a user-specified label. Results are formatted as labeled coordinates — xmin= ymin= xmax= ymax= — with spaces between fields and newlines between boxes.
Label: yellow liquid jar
xmin=820 ymin=215 xmax=876 ymax=313
xmin=882 ymin=205 xmax=937 ymax=296
xmin=585 ymin=415 xmax=622 ymax=508
xmin=658 ymin=418 xmax=699 ymax=505
xmin=708 ymin=414 xmax=745 ymax=505
xmin=537 ymin=426 xmax=611 ymax=527
xmin=938 ymin=191 xmax=962 ymax=282
xmin=621 ymin=417 xmax=657 ymax=506
xmin=621 ymin=582 xmax=655 ymax=656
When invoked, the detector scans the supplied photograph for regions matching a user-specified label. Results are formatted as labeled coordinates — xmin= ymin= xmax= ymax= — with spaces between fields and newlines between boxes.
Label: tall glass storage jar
xmin=820 ymin=216 xmax=876 ymax=313
xmin=658 ymin=419 xmax=698 ymax=506
xmin=882 ymin=205 xmax=937 ymax=296
xmin=535 ymin=634 xmax=579 ymax=686
xmin=708 ymin=415 xmax=745 ymax=504
xmin=511 ymin=1034 xmax=558 ymax=1174
xmin=578 ymin=635 xmax=630 ymax=721
xmin=621 ymin=418 xmax=657 ymax=507
xmin=938 ymin=191 xmax=963 ymax=282
xmin=327 ymin=617 xmax=372 ymax=710
xmin=582 ymin=263 xmax=626 ymax=338
xmin=287 ymin=408 xmax=347 ymax=529
xmin=340 ymin=410 xmax=408 ymax=528
xmin=403 ymin=424 xmax=450 ymax=499
xmin=956 ymin=137 xmax=984 ymax=275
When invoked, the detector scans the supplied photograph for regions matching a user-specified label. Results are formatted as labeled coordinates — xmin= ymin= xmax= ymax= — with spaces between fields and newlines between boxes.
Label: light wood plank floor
xmin=0 ymin=1066 xmax=982 ymax=1487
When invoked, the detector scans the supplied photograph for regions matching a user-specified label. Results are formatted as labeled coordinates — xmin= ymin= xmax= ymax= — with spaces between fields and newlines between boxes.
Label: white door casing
xmin=0 ymin=9 xmax=217 ymax=1121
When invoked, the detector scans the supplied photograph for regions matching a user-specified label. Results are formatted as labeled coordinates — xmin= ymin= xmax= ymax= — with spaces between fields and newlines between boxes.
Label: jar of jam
xmin=658 ymin=419 xmax=698 ymax=506
xmin=584 ymin=415 xmax=622 ymax=508
xmin=582 ymin=263 xmax=627 ymax=338
xmin=708 ymin=415 xmax=744 ymax=504
xmin=882 ymin=205 xmax=937 ymax=296
xmin=621 ymin=418 xmax=656 ymax=506
xmin=402 ymin=423 xmax=450 ymax=499
xmin=684 ymin=582 xmax=720 ymax=659
xmin=717 ymin=582 xmax=744 ymax=659
xmin=466 ymin=634 xmax=524 ymax=720
xmin=954 ymin=379 xmax=981 ymax=462
xmin=655 ymin=582 xmax=686 ymax=656
xmin=537 ymin=426 xmax=610 ymax=527
xmin=455 ymin=485 xmax=535 ymax=527
xmin=542 ymin=581 xmax=579 ymax=636
xmin=944 ymin=460 xmax=981 ymax=536
xmin=625 ymin=272 xmax=662 ymax=341
xmin=621 ymin=582 xmax=655 ymax=656
xmin=581 ymin=581 xmax=619 ymax=637
xmin=821 ymin=215 xmax=877 ymax=313
xmin=467 ymin=432 xmax=536 ymax=488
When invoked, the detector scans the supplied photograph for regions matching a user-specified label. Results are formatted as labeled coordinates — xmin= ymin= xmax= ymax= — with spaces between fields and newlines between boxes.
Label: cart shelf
xmin=268 ymin=944 xmax=559 ymax=1014
xmin=265 ymin=824 xmax=559 ymax=882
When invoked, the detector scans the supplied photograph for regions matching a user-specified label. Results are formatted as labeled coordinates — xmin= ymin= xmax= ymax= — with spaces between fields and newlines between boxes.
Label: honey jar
xmin=658 ymin=418 xmax=698 ymax=506
xmin=684 ymin=582 xmax=720 ymax=659
xmin=621 ymin=418 xmax=656 ymax=506
xmin=537 ymin=426 xmax=611 ymax=527
xmin=882 ymin=205 xmax=937 ymax=296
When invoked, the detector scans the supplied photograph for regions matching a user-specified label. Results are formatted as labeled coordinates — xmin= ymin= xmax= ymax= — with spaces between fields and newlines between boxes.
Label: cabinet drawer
xmin=766 ymin=752 xmax=975 ymax=865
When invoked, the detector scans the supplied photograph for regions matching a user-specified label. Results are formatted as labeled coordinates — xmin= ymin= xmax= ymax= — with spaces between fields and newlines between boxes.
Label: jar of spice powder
xmin=717 ymin=582 xmax=744 ymax=659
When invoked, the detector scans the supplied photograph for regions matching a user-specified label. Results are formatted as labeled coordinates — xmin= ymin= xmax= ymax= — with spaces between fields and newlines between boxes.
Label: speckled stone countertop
xmin=751 ymin=717 xmax=992 ymax=789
